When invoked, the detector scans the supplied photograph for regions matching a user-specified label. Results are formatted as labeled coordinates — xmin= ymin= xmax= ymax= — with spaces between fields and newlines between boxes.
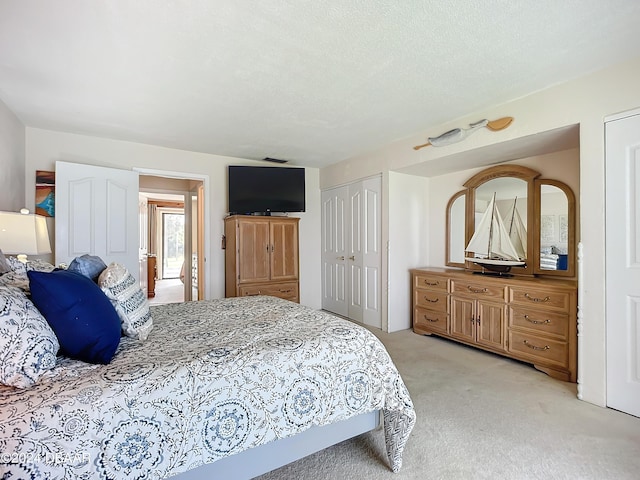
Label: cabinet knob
xmin=348 ymin=255 xmax=355 ymax=261
xmin=337 ymin=256 xmax=345 ymax=260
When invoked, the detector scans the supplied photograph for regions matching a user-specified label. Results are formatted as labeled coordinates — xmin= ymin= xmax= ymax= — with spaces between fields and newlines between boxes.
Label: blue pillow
xmin=27 ymin=269 xmax=121 ymax=364
xmin=67 ymin=254 xmax=107 ymax=282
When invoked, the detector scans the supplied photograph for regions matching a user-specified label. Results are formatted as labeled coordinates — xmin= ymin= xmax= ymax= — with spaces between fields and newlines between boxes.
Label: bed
xmin=0 ymin=294 xmax=415 ymax=479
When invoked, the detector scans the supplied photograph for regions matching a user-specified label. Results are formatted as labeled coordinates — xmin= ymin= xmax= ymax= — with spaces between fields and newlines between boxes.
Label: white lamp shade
xmin=0 ymin=211 xmax=52 ymax=255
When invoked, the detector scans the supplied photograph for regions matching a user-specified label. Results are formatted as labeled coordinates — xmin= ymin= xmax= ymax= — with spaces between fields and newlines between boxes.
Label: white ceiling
xmin=1 ymin=1 xmax=639 ymax=169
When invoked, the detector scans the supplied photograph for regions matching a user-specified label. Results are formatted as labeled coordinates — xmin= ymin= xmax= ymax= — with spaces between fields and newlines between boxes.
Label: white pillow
xmin=98 ymin=263 xmax=153 ymax=341
xmin=0 ymin=284 xmax=59 ymax=388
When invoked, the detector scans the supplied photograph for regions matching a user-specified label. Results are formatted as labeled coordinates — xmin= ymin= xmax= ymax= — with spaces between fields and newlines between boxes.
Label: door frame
xmin=135 ymin=168 xmax=211 ymax=301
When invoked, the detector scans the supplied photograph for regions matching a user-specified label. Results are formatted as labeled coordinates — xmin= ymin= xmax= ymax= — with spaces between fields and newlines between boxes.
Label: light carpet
xmin=256 ymin=327 xmax=640 ymax=480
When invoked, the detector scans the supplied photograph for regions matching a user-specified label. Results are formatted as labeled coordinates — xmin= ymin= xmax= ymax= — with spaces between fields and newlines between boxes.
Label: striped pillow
xmin=98 ymin=263 xmax=153 ymax=341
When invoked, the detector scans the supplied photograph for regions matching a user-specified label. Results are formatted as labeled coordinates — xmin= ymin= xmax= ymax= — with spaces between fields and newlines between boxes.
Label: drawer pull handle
xmin=424 ymin=296 xmax=439 ymax=303
xmin=280 ymin=289 xmax=292 ymax=293
xmin=524 ymin=293 xmax=550 ymax=303
xmin=423 ymin=315 xmax=439 ymax=323
xmin=523 ymin=315 xmax=551 ymax=325
xmin=467 ymin=286 xmax=488 ymax=294
xmin=424 ymin=280 xmax=439 ymax=286
xmin=523 ymin=340 xmax=550 ymax=351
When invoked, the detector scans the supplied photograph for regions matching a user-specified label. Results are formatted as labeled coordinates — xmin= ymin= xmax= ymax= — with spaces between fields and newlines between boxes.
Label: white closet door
xmin=348 ymin=183 xmax=364 ymax=323
xmin=605 ymin=111 xmax=640 ymax=417
xmin=321 ymin=176 xmax=381 ymax=329
xmin=360 ymin=176 xmax=382 ymax=328
xmin=321 ymin=186 xmax=348 ymax=316
xmin=55 ymin=161 xmax=140 ymax=281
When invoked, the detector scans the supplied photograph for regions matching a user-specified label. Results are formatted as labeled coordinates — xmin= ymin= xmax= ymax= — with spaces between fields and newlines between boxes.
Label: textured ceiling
xmin=1 ymin=1 xmax=639 ymax=168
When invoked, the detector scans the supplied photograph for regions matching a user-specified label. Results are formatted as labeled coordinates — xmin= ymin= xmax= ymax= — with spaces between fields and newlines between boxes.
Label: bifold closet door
xmin=321 ymin=177 xmax=381 ymax=328
xmin=321 ymin=186 xmax=349 ymax=317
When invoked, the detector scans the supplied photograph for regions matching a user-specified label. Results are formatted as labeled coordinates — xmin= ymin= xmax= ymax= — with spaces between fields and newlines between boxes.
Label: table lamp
xmin=0 ymin=209 xmax=52 ymax=262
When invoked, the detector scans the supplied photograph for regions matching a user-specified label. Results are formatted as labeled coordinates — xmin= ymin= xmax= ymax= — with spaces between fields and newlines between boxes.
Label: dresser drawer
xmin=508 ymin=307 xmax=569 ymax=339
xmin=508 ymin=286 xmax=570 ymax=312
xmin=413 ymin=273 xmax=448 ymax=292
xmin=450 ymin=279 xmax=506 ymax=301
xmin=508 ymin=331 xmax=568 ymax=369
xmin=239 ymin=282 xmax=299 ymax=302
xmin=414 ymin=306 xmax=448 ymax=334
xmin=414 ymin=290 xmax=448 ymax=312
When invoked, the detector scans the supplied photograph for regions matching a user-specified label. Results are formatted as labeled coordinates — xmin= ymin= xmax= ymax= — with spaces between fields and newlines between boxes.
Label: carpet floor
xmin=256 ymin=326 xmax=640 ymax=480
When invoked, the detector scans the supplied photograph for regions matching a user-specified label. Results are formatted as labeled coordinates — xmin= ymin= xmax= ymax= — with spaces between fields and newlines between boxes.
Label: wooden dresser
xmin=411 ymin=267 xmax=577 ymax=382
xmin=225 ymin=215 xmax=300 ymax=303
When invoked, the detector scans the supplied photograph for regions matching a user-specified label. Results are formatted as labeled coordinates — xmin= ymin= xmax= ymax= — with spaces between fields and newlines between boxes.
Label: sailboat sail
xmin=507 ymin=204 xmax=527 ymax=259
xmin=465 ymin=193 xmax=525 ymax=267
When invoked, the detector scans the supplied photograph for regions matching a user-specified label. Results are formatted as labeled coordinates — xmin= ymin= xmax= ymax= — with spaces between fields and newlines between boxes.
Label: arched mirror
xmin=534 ymin=179 xmax=576 ymax=276
xmin=462 ymin=165 xmax=538 ymax=276
xmin=446 ymin=164 xmax=576 ymax=277
xmin=446 ymin=190 xmax=466 ymax=266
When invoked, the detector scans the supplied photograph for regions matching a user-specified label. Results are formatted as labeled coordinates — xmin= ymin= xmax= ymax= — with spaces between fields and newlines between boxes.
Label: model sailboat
xmin=465 ymin=193 xmax=526 ymax=273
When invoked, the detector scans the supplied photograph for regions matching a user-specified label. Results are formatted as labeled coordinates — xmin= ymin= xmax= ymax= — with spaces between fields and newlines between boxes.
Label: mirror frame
xmin=533 ymin=178 xmax=576 ymax=277
xmin=445 ymin=190 xmax=466 ymax=267
xmin=445 ymin=164 xmax=576 ymax=277
xmin=463 ymin=165 xmax=540 ymax=276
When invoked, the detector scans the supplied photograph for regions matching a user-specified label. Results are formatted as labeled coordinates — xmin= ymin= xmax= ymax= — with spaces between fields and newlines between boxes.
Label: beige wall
xmin=24 ymin=128 xmax=322 ymax=309
xmin=321 ymin=56 xmax=640 ymax=407
xmin=0 ymin=98 xmax=25 ymax=212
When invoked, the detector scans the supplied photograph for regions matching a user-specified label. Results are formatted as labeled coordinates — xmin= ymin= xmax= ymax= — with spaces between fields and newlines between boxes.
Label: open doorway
xmin=139 ymin=175 xmax=205 ymax=305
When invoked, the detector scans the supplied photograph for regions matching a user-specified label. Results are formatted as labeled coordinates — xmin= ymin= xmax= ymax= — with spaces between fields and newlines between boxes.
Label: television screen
xmin=228 ymin=166 xmax=306 ymax=214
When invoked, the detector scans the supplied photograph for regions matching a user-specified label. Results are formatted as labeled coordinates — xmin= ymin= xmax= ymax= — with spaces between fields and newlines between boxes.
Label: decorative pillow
xmin=0 ymin=284 xmax=59 ymax=388
xmin=67 ymin=254 xmax=107 ymax=282
xmin=0 ymin=249 xmax=10 ymax=275
xmin=27 ymin=269 xmax=121 ymax=364
xmin=0 ymin=258 xmax=56 ymax=293
xmin=98 ymin=263 xmax=153 ymax=341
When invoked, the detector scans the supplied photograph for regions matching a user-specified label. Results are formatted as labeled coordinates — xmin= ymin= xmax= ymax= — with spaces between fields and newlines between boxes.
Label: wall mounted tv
xmin=228 ymin=165 xmax=306 ymax=215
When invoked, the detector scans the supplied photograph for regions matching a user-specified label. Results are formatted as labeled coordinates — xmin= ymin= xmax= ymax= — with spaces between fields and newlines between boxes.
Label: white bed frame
xmin=172 ymin=410 xmax=381 ymax=479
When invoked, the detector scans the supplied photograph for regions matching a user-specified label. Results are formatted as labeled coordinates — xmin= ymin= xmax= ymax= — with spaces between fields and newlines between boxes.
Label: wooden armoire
xmin=224 ymin=215 xmax=300 ymax=303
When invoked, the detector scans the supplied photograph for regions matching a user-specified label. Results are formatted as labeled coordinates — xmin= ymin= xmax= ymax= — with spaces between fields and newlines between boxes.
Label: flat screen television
xmin=228 ymin=165 xmax=306 ymax=214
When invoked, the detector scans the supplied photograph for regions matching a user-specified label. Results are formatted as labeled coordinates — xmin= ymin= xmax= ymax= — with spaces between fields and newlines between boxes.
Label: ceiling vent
xmin=262 ymin=157 xmax=288 ymax=164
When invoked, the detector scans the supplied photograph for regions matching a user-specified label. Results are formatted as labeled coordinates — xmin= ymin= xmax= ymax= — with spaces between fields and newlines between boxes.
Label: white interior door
xmin=55 ymin=161 xmax=140 ymax=281
xmin=321 ymin=186 xmax=348 ymax=316
xmin=360 ymin=176 xmax=382 ymax=328
xmin=348 ymin=183 xmax=364 ymax=322
xmin=138 ymin=193 xmax=148 ymax=295
xmin=605 ymin=110 xmax=640 ymax=418
xmin=321 ymin=177 xmax=381 ymax=329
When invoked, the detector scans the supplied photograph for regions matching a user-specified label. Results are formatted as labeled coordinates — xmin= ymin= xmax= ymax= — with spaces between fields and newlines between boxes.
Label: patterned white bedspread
xmin=0 ymin=296 xmax=415 ymax=479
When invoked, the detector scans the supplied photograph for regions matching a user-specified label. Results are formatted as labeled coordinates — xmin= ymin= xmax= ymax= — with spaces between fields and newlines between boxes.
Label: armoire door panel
xmin=238 ymin=220 xmax=270 ymax=283
xmin=270 ymin=221 xmax=298 ymax=280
